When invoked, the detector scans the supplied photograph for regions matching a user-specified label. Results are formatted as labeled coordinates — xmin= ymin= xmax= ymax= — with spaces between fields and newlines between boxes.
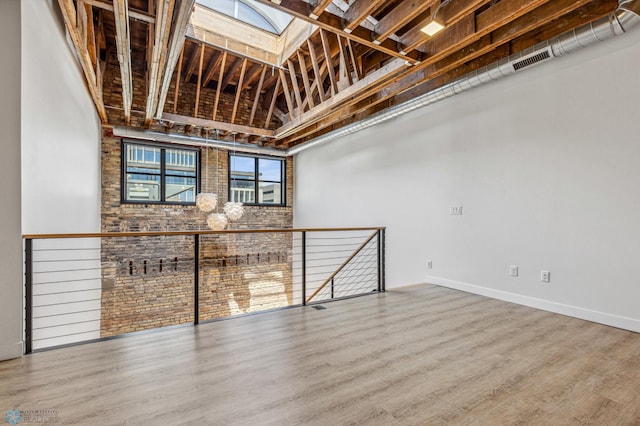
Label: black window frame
xmin=121 ymin=139 xmax=200 ymax=205
xmin=228 ymin=153 xmax=286 ymax=206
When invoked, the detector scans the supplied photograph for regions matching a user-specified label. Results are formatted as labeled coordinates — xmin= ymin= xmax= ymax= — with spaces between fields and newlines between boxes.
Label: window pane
xmin=126 ymin=144 xmax=160 ymax=174
xmin=165 ymin=176 xmax=196 ymax=203
xmin=230 ymin=179 xmax=255 ymax=203
xmin=259 ymin=181 xmax=282 ymax=204
xmin=237 ymin=2 xmax=278 ymax=33
xmin=230 ymin=155 xmax=256 ymax=180
xmin=258 ymin=158 xmax=282 ymax=182
xmin=126 ymin=174 xmax=161 ymax=201
xmin=166 ymin=149 xmax=197 ymax=177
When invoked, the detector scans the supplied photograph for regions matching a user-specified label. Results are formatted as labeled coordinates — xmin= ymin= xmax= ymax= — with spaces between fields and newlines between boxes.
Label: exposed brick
xmin=100 ymin=136 xmax=294 ymax=336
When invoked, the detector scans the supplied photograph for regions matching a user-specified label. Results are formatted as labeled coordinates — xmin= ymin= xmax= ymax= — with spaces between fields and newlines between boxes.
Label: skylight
xmin=197 ymin=0 xmax=294 ymax=34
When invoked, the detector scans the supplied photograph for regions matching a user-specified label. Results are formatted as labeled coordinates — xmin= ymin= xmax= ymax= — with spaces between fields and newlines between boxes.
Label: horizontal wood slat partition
xmin=23 ymin=227 xmax=386 ymax=240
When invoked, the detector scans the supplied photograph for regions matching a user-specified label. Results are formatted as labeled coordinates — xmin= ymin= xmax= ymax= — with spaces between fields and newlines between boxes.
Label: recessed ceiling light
xmin=421 ymin=18 xmax=445 ymax=36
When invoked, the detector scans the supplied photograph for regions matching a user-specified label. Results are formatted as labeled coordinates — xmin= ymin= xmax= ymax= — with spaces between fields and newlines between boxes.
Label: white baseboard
xmin=0 ymin=340 xmax=23 ymax=361
xmin=423 ymin=275 xmax=640 ymax=333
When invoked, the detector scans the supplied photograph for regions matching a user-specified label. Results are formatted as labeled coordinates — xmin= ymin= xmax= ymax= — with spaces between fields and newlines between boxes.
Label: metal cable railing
xmin=23 ymin=227 xmax=385 ymax=352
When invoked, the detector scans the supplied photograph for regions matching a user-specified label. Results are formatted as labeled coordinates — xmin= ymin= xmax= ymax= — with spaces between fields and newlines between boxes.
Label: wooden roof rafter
xmin=154 ymin=0 xmax=196 ymax=123
xmin=278 ymin=0 xmax=619 ymax=146
xmin=57 ymin=0 xmax=108 ymax=123
xmin=144 ymin=0 xmax=176 ymax=127
xmin=277 ymin=0 xmax=552 ymax=137
xmin=252 ymin=0 xmax=422 ymax=64
xmin=112 ymin=0 xmax=133 ymax=125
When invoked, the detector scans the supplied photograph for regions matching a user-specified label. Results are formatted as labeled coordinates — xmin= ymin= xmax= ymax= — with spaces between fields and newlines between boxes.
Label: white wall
xmin=21 ymin=1 xmax=103 ymax=350
xmin=0 ymin=0 xmax=25 ymax=361
xmin=22 ymin=0 xmax=101 ymax=235
xmin=294 ymin=29 xmax=640 ymax=332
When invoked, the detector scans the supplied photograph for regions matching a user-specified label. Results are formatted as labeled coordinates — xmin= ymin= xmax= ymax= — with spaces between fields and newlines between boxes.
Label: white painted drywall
xmin=294 ymin=29 xmax=640 ymax=331
xmin=21 ymin=1 xmax=102 ymax=349
xmin=22 ymin=0 xmax=101 ymax=234
xmin=0 ymin=0 xmax=25 ymax=361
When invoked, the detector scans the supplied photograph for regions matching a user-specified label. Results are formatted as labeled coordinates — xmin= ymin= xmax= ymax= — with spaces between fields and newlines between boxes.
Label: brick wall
xmin=100 ymin=135 xmax=294 ymax=336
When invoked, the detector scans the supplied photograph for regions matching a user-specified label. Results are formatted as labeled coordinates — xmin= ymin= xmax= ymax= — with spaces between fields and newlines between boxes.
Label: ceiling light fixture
xmin=421 ymin=0 xmax=451 ymax=36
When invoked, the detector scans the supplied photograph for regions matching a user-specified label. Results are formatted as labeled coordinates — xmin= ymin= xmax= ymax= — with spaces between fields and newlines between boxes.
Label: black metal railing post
xmin=377 ymin=230 xmax=382 ymax=292
xmin=331 ymin=278 xmax=335 ymax=299
xmin=25 ymin=238 xmax=33 ymax=354
xmin=381 ymin=228 xmax=386 ymax=292
xmin=302 ymin=231 xmax=307 ymax=306
xmin=194 ymin=234 xmax=200 ymax=325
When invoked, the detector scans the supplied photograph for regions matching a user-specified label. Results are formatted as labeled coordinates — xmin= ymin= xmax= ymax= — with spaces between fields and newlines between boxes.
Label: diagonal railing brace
xmin=306 ymin=230 xmax=378 ymax=304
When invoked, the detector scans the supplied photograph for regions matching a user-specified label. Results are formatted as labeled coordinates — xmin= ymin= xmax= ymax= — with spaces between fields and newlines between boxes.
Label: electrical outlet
xmin=541 ymin=270 xmax=550 ymax=282
xmin=427 ymin=260 xmax=433 ymax=269
xmin=450 ymin=206 xmax=463 ymax=215
xmin=509 ymin=265 xmax=518 ymax=277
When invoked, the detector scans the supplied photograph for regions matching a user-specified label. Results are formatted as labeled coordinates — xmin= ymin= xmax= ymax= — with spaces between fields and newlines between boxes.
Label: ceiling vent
xmin=512 ymin=47 xmax=554 ymax=71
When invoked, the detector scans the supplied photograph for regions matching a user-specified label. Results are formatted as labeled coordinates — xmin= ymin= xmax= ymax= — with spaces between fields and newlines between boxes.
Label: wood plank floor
xmin=2 ymin=284 xmax=640 ymax=425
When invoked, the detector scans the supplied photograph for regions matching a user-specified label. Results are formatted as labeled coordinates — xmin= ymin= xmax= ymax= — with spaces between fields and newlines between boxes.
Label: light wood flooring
xmin=1 ymin=284 xmax=640 ymax=425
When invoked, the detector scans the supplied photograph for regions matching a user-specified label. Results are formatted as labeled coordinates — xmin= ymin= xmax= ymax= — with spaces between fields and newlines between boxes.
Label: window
xmin=196 ymin=0 xmax=293 ymax=35
xmin=122 ymin=141 xmax=199 ymax=204
xmin=229 ymin=154 xmax=285 ymax=205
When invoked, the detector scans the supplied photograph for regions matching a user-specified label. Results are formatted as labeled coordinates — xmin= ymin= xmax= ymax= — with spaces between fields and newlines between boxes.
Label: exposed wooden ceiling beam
xmin=194 ymin=42 xmax=205 ymax=117
xmin=319 ymin=29 xmax=338 ymax=97
xmin=252 ymin=0 xmax=422 ymax=63
xmin=113 ymin=0 xmax=133 ymax=125
xmin=373 ymin=0 xmax=435 ymax=44
xmin=212 ymin=51 xmax=227 ymax=121
xmin=231 ymin=59 xmax=248 ymax=124
xmin=155 ymin=0 xmax=196 ymax=122
xmin=337 ymin=35 xmax=353 ymax=86
xmin=346 ymin=38 xmax=362 ymax=81
xmin=57 ymin=0 xmax=108 ymax=123
xmin=82 ymin=0 xmax=155 ymax=23
xmin=144 ymin=0 xmax=175 ymax=127
xmin=310 ymin=0 xmax=334 ymax=19
xmin=399 ymin=0 xmax=491 ymax=54
xmin=183 ymin=44 xmax=200 ymax=82
xmin=83 ymin=3 xmax=97 ymax=67
xmin=265 ymin=76 xmax=281 ymax=129
xmin=343 ymin=0 xmax=387 ymax=33
xmin=278 ymin=68 xmax=295 ymax=120
xmin=162 ymin=112 xmax=276 ymax=137
xmin=249 ymin=66 xmax=268 ymax=126
xmin=287 ymin=59 xmax=304 ymax=112
xmin=307 ymin=39 xmax=325 ymax=102
xmin=276 ymin=57 xmax=408 ymax=138
xmin=172 ymin=47 xmax=184 ymax=114
xmin=297 ymin=51 xmax=314 ymax=109
xmin=219 ymin=57 xmax=244 ymax=92
xmin=190 ymin=25 xmax=279 ymax=67
xmin=201 ymin=51 xmax=222 ymax=88
xmin=281 ymin=0 xmax=613 ymax=146
xmin=284 ymin=0 xmax=554 ymax=141
xmin=241 ymin=64 xmax=265 ymax=91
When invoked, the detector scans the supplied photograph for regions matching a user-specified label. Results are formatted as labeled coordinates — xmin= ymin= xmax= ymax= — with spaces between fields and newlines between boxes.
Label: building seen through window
xmin=123 ymin=142 xmax=198 ymax=204
xmin=230 ymin=154 xmax=284 ymax=205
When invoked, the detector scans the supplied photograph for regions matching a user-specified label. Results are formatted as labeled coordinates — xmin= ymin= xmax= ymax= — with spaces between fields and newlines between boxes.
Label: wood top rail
xmin=22 ymin=227 xmax=385 ymax=240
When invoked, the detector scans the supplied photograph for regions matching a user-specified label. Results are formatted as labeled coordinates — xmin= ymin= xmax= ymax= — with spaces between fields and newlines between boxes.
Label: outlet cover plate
xmin=509 ymin=265 xmax=518 ymax=277
xmin=541 ymin=270 xmax=550 ymax=282
xmin=450 ymin=206 xmax=463 ymax=215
